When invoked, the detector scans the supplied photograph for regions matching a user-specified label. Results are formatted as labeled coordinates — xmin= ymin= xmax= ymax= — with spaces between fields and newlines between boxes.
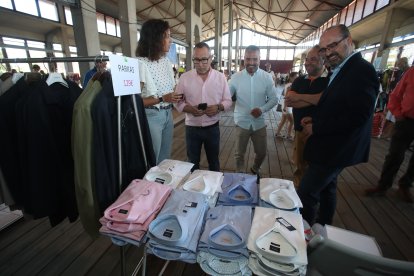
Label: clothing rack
xmin=2 ymin=55 xmax=149 ymax=276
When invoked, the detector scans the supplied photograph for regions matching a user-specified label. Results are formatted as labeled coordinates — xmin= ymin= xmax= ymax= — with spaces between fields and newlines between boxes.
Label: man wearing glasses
xmin=229 ymin=45 xmax=278 ymax=176
xmin=297 ymin=25 xmax=379 ymax=226
xmin=174 ymin=42 xmax=232 ymax=171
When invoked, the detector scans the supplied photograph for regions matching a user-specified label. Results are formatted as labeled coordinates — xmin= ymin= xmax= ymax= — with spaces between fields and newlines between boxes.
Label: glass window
xmin=53 ymin=44 xmax=62 ymax=51
xmin=116 ymin=19 xmax=121 ymax=37
xmin=269 ymin=49 xmax=278 ymax=60
xmin=363 ymin=0 xmax=375 ymax=18
xmin=375 ymin=0 xmax=389 ymax=11
xmin=97 ymin=13 xmax=106 ymax=33
xmin=0 ymin=0 xmax=13 ymax=9
xmin=3 ymin=37 xmax=25 ymax=46
xmin=39 ymin=0 xmax=58 ymax=21
xmin=260 ymin=49 xmax=267 ymax=59
xmin=106 ymin=16 xmax=116 ymax=36
xmin=54 ymin=52 xmax=66 ymax=75
xmin=345 ymin=2 xmax=355 ymax=26
xmin=353 ymin=0 xmax=364 ymax=23
xmin=5 ymin=48 xmax=30 ymax=72
xmin=332 ymin=14 xmax=338 ymax=26
xmin=70 ymin=53 xmax=80 ymax=76
xmin=27 ymin=40 xmax=45 ymax=49
xmin=362 ymin=51 xmax=373 ymax=62
xmin=28 ymin=50 xmax=48 ymax=71
xmin=402 ymin=43 xmax=414 ymax=66
xmin=339 ymin=9 xmax=346 ymax=25
xmin=285 ymin=49 xmax=294 ymax=60
xmin=64 ymin=6 xmax=73 ymax=25
xmin=69 ymin=46 xmax=77 ymax=53
xmin=14 ymin=0 xmax=38 ymax=16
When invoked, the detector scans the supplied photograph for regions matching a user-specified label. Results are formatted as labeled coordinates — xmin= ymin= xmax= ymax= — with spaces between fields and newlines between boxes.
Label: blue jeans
xmin=297 ymin=163 xmax=343 ymax=225
xmin=145 ymin=108 xmax=173 ymax=164
xmin=185 ymin=123 xmax=220 ymax=171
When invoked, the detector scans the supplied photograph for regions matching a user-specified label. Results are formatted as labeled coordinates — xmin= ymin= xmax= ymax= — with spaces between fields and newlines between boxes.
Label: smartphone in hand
xmin=198 ymin=103 xmax=207 ymax=110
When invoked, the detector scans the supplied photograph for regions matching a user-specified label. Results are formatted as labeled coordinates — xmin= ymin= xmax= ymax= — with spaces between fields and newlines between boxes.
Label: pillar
xmin=70 ymin=0 xmax=101 ymax=83
xmin=119 ymin=0 xmax=137 ymax=57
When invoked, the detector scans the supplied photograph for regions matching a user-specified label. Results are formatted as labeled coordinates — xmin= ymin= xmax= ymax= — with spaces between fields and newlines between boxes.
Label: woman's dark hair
xmin=136 ymin=19 xmax=170 ymax=61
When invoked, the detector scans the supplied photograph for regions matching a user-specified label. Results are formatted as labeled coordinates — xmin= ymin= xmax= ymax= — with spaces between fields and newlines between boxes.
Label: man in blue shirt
xmin=229 ymin=45 xmax=278 ymax=176
xmin=82 ymin=60 xmax=107 ymax=88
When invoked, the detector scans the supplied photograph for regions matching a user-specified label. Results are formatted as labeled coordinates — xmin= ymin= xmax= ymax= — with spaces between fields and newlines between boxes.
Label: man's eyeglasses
xmin=192 ymin=57 xmax=210 ymax=64
xmin=319 ymin=36 xmax=348 ymax=55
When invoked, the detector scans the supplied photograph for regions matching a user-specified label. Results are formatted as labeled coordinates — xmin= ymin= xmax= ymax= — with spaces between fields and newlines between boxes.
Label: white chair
xmin=307 ymin=235 xmax=414 ymax=276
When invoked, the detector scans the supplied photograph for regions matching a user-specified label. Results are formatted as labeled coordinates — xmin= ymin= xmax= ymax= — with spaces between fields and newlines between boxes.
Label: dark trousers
xmin=298 ymin=163 xmax=343 ymax=225
xmin=378 ymin=118 xmax=414 ymax=190
xmin=185 ymin=123 xmax=220 ymax=172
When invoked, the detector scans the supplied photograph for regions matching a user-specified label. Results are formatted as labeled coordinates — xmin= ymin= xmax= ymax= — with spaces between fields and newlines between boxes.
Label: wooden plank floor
xmin=1 ymin=105 xmax=413 ymax=276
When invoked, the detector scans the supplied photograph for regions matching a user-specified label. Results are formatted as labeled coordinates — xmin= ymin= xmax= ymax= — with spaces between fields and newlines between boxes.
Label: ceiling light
xmin=304 ymin=17 xmax=310 ymax=22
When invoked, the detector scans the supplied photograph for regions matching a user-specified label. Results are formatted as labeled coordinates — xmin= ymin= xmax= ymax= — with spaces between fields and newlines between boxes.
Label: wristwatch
xmin=158 ymin=96 xmax=163 ymax=103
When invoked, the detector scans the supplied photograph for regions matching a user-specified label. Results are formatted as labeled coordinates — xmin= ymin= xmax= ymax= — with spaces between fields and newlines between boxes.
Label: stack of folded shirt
xmin=247 ymin=207 xmax=307 ymax=276
xmin=144 ymin=159 xmax=194 ymax=189
xmin=181 ymin=170 xmax=223 ymax=197
xmin=99 ymin=179 xmax=172 ymax=246
xmin=197 ymin=205 xmax=253 ymax=276
xmin=217 ymin=173 xmax=258 ymax=206
xmin=259 ymin=178 xmax=302 ymax=212
xmin=146 ymin=189 xmax=208 ymax=263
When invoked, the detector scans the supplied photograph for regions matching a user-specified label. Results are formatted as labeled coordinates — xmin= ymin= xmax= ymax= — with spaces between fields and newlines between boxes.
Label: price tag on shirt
xmin=109 ymin=54 xmax=141 ymax=96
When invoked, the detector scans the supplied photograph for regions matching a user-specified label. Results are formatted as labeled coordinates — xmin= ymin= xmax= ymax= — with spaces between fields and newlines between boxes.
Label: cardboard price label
xmin=109 ymin=54 xmax=141 ymax=96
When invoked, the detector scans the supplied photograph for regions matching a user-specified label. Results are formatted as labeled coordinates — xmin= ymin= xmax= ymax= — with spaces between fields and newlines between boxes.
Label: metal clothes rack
xmin=2 ymin=56 xmax=149 ymax=276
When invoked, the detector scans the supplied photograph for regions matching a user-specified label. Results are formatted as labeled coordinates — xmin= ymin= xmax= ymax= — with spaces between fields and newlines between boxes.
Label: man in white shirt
xmin=229 ymin=45 xmax=278 ymax=175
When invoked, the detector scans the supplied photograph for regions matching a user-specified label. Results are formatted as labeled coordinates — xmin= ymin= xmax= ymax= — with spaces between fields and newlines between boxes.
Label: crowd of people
xmin=4 ymin=19 xmax=411 ymax=228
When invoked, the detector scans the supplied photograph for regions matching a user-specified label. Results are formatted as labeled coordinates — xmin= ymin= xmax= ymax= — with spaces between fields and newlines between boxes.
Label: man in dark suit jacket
xmin=298 ymin=25 xmax=379 ymax=225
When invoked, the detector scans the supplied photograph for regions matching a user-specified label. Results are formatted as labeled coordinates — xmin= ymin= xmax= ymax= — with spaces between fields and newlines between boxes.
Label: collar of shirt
xmin=328 ymin=51 xmax=357 ymax=86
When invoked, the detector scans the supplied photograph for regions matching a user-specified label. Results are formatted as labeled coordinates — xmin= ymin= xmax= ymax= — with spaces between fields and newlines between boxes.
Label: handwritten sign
xmin=109 ymin=54 xmax=141 ymax=96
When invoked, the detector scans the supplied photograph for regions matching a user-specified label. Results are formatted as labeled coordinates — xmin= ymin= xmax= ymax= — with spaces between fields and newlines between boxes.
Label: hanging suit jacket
xmin=304 ymin=52 xmax=379 ymax=168
xmin=15 ymin=79 xmax=81 ymax=225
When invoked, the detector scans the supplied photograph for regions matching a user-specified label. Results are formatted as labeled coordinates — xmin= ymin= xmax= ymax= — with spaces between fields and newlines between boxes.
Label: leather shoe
xmin=364 ymin=187 xmax=387 ymax=197
xmin=397 ymin=187 xmax=413 ymax=203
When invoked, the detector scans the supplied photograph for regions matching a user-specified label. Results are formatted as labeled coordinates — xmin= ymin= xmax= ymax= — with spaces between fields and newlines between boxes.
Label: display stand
xmin=1 ymin=56 xmax=148 ymax=276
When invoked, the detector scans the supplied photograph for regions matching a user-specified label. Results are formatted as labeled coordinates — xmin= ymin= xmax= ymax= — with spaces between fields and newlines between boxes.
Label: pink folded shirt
xmin=104 ymin=179 xmax=172 ymax=224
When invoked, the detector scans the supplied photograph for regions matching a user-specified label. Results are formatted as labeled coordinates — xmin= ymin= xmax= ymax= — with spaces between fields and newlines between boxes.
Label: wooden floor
xmin=1 ymin=105 xmax=413 ymax=276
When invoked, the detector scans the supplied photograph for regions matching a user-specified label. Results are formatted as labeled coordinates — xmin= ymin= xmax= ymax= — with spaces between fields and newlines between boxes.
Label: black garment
xmin=1 ymin=77 xmax=81 ymax=226
xmin=91 ymin=77 xmax=156 ymax=212
xmin=0 ymin=78 xmax=31 ymax=206
xmin=304 ymin=52 xmax=379 ymax=167
xmin=121 ymin=93 xmax=156 ymax=188
xmin=18 ymin=80 xmax=81 ymax=225
xmin=291 ymin=76 xmax=329 ymax=131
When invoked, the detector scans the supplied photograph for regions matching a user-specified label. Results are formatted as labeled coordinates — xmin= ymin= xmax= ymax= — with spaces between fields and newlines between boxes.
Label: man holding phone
xmin=175 ymin=42 xmax=232 ymax=171
xmin=229 ymin=45 xmax=278 ymax=175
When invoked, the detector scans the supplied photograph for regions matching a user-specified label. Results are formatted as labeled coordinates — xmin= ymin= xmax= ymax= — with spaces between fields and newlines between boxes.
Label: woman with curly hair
xmin=136 ymin=19 xmax=180 ymax=164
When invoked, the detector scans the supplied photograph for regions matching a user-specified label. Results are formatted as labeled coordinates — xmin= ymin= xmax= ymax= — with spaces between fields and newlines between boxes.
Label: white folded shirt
xmin=181 ymin=170 xmax=223 ymax=197
xmin=247 ymin=207 xmax=307 ymax=266
xmin=259 ymin=178 xmax=303 ymax=209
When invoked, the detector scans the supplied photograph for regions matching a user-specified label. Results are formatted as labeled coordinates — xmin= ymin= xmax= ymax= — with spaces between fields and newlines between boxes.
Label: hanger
xmin=45 ymin=58 xmax=68 ymax=88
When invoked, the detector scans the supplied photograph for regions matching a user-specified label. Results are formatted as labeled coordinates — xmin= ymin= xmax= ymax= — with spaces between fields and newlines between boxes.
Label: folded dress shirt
xmin=259 ymin=178 xmax=302 ymax=211
xmin=197 ymin=205 xmax=253 ymax=276
xmin=99 ymin=179 xmax=172 ymax=246
xmin=247 ymin=207 xmax=307 ymax=275
xmin=147 ymin=189 xmax=208 ymax=263
xmin=217 ymin=173 xmax=258 ymax=206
